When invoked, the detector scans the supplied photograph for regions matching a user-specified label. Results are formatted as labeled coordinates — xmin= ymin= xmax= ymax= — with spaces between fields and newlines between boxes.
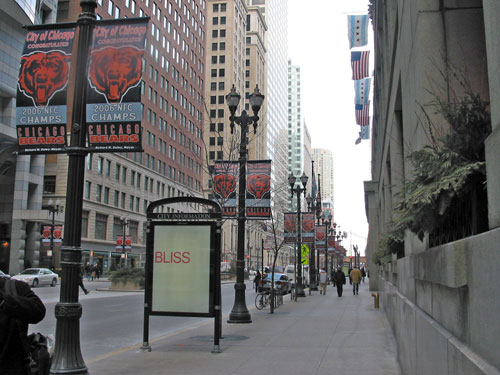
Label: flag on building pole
xmin=354 ymin=78 xmax=371 ymax=105
xmin=360 ymin=125 xmax=370 ymax=140
xmin=355 ymin=103 xmax=370 ymax=126
xmin=351 ymin=51 xmax=370 ymax=80
xmin=348 ymin=15 xmax=369 ymax=49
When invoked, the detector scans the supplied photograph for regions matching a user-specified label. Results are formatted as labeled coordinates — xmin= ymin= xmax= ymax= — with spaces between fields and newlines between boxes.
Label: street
xmin=32 ymin=279 xmax=255 ymax=361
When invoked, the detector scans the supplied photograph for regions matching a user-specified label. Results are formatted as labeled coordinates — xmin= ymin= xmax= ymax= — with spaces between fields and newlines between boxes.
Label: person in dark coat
xmin=0 ymin=277 xmax=46 ymax=374
xmin=333 ymin=267 xmax=346 ymax=297
xmin=254 ymin=270 xmax=262 ymax=292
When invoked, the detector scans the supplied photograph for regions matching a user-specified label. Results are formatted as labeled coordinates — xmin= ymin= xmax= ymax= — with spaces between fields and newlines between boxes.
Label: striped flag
xmin=355 ymin=103 xmax=370 ymax=126
xmin=360 ymin=125 xmax=370 ymax=139
xmin=354 ymin=78 xmax=371 ymax=105
xmin=348 ymin=15 xmax=369 ymax=49
xmin=351 ymin=51 xmax=370 ymax=80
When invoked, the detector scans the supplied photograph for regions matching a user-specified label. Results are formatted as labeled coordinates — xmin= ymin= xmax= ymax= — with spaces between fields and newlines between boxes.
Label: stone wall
xmin=378 ymin=227 xmax=500 ymax=374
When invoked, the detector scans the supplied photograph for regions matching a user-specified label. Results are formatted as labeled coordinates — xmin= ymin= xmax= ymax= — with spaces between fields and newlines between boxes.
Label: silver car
xmin=12 ymin=268 xmax=58 ymax=287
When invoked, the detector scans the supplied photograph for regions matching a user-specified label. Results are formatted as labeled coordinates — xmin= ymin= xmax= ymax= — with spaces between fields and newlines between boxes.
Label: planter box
xmin=109 ymin=280 xmax=143 ymax=290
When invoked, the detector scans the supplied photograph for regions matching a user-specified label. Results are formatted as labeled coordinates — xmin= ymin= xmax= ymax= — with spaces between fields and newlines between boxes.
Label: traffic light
xmin=1 ymin=240 xmax=8 ymax=248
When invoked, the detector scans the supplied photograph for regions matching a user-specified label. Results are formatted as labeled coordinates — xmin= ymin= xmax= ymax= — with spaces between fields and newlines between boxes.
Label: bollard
xmin=371 ymin=292 xmax=379 ymax=309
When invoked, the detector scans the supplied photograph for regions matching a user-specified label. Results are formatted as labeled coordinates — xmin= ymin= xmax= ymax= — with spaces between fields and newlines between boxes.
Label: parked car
xmin=0 ymin=270 xmax=10 ymax=279
xmin=284 ymin=264 xmax=310 ymax=288
xmin=258 ymin=272 xmax=291 ymax=295
xmin=12 ymin=268 xmax=58 ymax=287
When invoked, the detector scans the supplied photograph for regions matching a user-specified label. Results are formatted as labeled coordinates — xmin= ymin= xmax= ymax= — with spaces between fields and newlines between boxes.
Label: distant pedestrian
xmin=361 ymin=267 xmax=366 ymax=283
xmin=91 ymin=264 xmax=97 ymax=281
xmin=319 ymin=269 xmax=327 ymax=295
xmin=79 ymin=267 xmax=90 ymax=295
xmin=85 ymin=262 xmax=91 ymax=281
xmin=333 ymin=267 xmax=346 ymax=297
xmin=348 ymin=266 xmax=353 ymax=285
xmin=350 ymin=267 xmax=362 ymax=295
xmin=0 ymin=277 xmax=46 ymax=374
xmin=95 ymin=264 xmax=101 ymax=280
xmin=254 ymin=270 xmax=261 ymax=292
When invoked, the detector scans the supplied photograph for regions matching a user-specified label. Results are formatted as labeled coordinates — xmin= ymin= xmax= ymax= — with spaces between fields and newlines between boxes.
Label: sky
xmin=288 ymin=0 xmax=373 ymax=255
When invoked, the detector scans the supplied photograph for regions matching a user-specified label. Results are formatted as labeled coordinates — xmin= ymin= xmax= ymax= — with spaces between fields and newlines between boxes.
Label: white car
xmin=12 ymin=268 xmax=59 ymax=287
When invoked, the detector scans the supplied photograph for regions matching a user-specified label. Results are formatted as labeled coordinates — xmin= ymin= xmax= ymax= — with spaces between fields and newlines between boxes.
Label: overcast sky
xmin=288 ymin=0 xmax=372 ymax=255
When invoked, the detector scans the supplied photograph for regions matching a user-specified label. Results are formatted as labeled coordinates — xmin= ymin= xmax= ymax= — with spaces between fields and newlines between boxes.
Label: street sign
xmin=301 ymin=244 xmax=310 ymax=265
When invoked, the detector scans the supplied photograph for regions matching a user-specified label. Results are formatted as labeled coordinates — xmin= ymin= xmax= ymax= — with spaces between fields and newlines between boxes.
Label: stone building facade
xmin=365 ymin=1 xmax=500 ymax=374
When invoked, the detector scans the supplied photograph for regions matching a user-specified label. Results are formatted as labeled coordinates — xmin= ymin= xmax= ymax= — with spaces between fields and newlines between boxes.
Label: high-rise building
xmin=47 ymin=0 xmax=207 ymax=271
xmin=0 ymin=0 xmax=58 ymax=274
xmin=313 ymin=148 xmax=334 ymax=211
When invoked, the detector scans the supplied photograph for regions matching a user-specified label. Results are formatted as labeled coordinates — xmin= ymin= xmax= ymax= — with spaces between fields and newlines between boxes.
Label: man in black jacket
xmin=333 ymin=267 xmax=346 ymax=297
xmin=0 ymin=277 xmax=46 ymax=374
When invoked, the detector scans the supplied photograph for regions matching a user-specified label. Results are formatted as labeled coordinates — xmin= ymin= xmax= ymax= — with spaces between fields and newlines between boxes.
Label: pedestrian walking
xmin=79 ymin=267 xmax=90 ymax=295
xmin=254 ymin=270 xmax=261 ymax=292
xmin=95 ymin=264 xmax=101 ymax=280
xmin=0 ymin=276 xmax=46 ymax=374
xmin=319 ymin=269 xmax=327 ymax=295
xmin=333 ymin=267 xmax=346 ymax=297
xmin=350 ymin=267 xmax=362 ymax=295
xmin=361 ymin=266 xmax=366 ymax=283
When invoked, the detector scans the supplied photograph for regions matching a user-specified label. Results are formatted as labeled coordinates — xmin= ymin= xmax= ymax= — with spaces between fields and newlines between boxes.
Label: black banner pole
xmin=50 ymin=1 xmax=96 ymax=374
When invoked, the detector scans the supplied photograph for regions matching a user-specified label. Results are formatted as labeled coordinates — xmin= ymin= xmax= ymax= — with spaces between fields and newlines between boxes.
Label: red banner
xmin=86 ymin=18 xmax=148 ymax=152
xmin=246 ymin=160 xmax=271 ymax=219
xmin=315 ymin=225 xmax=326 ymax=248
xmin=16 ymin=26 xmax=76 ymax=154
xmin=301 ymin=212 xmax=315 ymax=243
xmin=213 ymin=161 xmax=238 ymax=217
xmin=284 ymin=212 xmax=297 ymax=244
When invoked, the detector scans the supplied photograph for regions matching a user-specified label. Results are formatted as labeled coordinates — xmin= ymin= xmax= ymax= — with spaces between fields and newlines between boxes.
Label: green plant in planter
xmin=396 ymin=76 xmax=491 ymax=242
xmin=109 ymin=267 xmax=145 ymax=289
xmin=376 ymin=224 xmax=404 ymax=265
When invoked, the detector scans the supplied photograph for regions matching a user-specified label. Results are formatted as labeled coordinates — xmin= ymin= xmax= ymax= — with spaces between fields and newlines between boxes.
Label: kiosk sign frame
xmin=142 ymin=197 xmax=222 ymax=353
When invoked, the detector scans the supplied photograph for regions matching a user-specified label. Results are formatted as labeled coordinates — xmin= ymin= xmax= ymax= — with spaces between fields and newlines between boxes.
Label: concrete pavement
xmin=87 ymin=281 xmax=401 ymax=374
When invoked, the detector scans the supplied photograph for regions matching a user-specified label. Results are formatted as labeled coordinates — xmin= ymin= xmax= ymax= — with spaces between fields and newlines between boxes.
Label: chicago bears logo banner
xmin=16 ymin=26 xmax=76 ymax=154
xmin=284 ymin=213 xmax=297 ymax=244
xmin=301 ymin=212 xmax=315 ymax=243
xmin=315 ymin=225 xmax=326 ymax=249
xmin=86 ymin=18 xmax=149 ymax=152
xmin=213 ymin=161 xmax=238 ymax=217
xmin=246 ymin=160 xmax=271 ymax=219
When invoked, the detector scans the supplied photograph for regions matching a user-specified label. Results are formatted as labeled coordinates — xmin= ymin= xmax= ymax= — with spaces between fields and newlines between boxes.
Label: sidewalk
xmin=87 ymin=281 xmax=401 ymax=375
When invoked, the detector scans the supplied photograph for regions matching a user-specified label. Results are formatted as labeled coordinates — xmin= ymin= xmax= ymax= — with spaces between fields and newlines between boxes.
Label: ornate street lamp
xmin=289 ymin=171 xmax=308 ymax=299
xmin=322 ymin=210 xmax=332 ymax=278
xmin=120 ymin=217 xmax=129 ymax=268
xmin=226 ymin=85 xmax=264 ymax=324
xmin=306 ymin=189 xmax=321 ymax=292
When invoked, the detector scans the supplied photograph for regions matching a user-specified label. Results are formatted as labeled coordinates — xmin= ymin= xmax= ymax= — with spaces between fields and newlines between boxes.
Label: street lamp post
xmin=306 ymin=190 xmax=321 ymax=292
xmin=322 ymin=211 xmax=331 ymax=278
xmin=226 ymin=85 xmax=264 ymax=324
xmin=121 ymin=217 xmax=128 ymax=268
xmin=289 ymin=172 xmax=308 ymax=298
xmin=47 ymin=199 xmax=62 ymax=270
xmin=51 ymin=1 xmax=96 ymax=374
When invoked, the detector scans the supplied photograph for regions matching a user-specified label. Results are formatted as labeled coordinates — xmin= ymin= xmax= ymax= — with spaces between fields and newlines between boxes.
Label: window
xmin=218 ymin=82 xmax=224 ymax=90
xmin=104 ymin=187 xmax=110 ymax=204
xmin=129 ymin=221 xmax=139 ymax=243
xmin=114 ymin=190 xmax=119 ymax=206
xmin=108 ymin=0 xmax=114 ymax=15
xmin=209 ymin=137 xmax=215 ymax=146
xmin=210 ymin=96 xmax=216 ymax=104
xmin=217 ymin=109 xmax=224 ymax=118
xmin=217 ymin=123 xmax=224 ymax=131
xmin=211 ymin=55 xmax=217 ymax=64
xmin=97 ymin=156 xmax=103 ymax=174
xmin=211 ymin=69 xmax=217 ymax=77
xmin=210 ymin=82 xmax=216 ymax=90
xmin=212 ymin=17 xmax=218 ymax=25
xmin=221 ymin=3 xmax=226 ymax=11
xmin=113 ymin=217 xmax=123 ymax=240
xmin=81 ymin=211 xmax=89 ymax=238
xmin=96 ymin=184 xmax=102 ymax=202
xmin=220 ymin=16 xmax=226 ymax=25
xmin=219 ymin=68 xmax=225 ymax=77
xmin=219 ymin=55 xmax=225 ymax=63
xmin=220 ymin=29 xmax=226 ymax=37
xmin=105 ymin=159 xmax=111 ymax=176
xmin=121 ymin=192 xmax=126 ymax=208
xmin=122 ymin=167 xmax=127 ymax=184
xmin=95 ymin=213 xmax=108 ymax=240
xmin=211 ymin=43 xmax=217 ymax=51
xmin=212 ymin=30 xmax=218 ymax=38
xmin=115 ymin=164 xmax=121 ymax=180
xmin=212 ymin=4 xmax=218 ymax=12
xmin=209 ymin=123 xmax=216 ymax=131
xmin=84 ymin=181 xmax=91 ymax=200
xmin=86 ymin=154 xmax=92 ymax=170
xmin=43 ymin=176 xmax=56 ymax=194
xmin=219 ymin=42 xmax=225 ymax=50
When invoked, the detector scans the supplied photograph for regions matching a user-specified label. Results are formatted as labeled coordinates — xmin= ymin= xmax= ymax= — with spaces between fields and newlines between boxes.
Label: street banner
xmin=86 ymin=18 xmax=149 ymax=152
xmin=301 ymin=212 xmax=315 ymax=243
xmin=347 ymin=14 xmax=369 ymax=49
xmin=351 ymin=51 xmax=370 ymax=80
xmin=354 ymin=78 xmax=371 ymax=105
xmin=315 ymin=225 xmax=326 ymax=249
xmin=284 ymin=212 xmax=297 ymax=244
xmin=53 ymin=225 xmax=63 ymax=245
xmin=42 ymin=226 xmax=51 ymax=244
xmin=246 ymin=160 xmax=271 ymax=219
xmin=16 ymin=25 xmax=76 ymax=154
xmin=116 ymin=235 xmax=132 ymax=250
xmin=152 ymin=224 xmax=212 ymax=314
xmin=327 ymin=236 xmax=336 ymax=254
xmin=213 ymin=161 xmax=237 ymax=217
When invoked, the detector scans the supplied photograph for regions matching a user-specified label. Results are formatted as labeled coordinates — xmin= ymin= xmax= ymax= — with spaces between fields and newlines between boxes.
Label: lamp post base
xmin=295 ymin=285 xmax=306 ymax=297
xmin=227 ymin=281 xmax=252 ymax=323
xmin=227 ymin=312 xmax=252 ymax=323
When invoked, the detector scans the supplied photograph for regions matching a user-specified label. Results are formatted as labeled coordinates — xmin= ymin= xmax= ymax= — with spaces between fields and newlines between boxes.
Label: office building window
xmin=81 ymin=211 xmax=89 ymax=238
xmin=96 ymin=184 xmax=102 ymax=202
xmin=84 ymin=181 xmax=91 ymax=200
xmin=43 ymin=176 xmax=56 ymax=194
xmin=104 ymin=187 xmax=110 ymax=204
xmin=95 ymin=213 xmax=108 ymax=240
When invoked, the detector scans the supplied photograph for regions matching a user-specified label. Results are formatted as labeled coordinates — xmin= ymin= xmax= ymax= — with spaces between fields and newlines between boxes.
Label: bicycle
xmin=255 ymin=291 xmax=270 ymax=310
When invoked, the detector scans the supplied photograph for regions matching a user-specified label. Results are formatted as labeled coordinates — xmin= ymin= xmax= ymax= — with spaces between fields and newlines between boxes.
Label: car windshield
xmin=20 ymin=269 xmax=39 ymax=275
